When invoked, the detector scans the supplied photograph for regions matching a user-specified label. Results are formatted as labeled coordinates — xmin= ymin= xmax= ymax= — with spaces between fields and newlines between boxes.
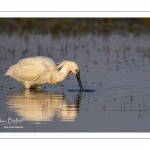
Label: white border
xmin=1 ymin=138 xmax=149 ymax=150
xmin=0 ymin=0 xmax=150 ymax=141
xmin=0 ymin=12 xmax=150 ymax=18
xmin=0 ymin=0 xmax=150 ymax=11
xmin=0 ymin=133 xmax=150 ymax=139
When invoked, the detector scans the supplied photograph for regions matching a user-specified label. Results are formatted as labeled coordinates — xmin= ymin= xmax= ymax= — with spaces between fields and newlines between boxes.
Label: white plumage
xmin=5 ymin=56 xmax=83 ymax=90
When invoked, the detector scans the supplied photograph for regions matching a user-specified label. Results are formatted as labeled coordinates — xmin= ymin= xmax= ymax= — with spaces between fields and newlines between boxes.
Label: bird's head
xmin=56 ymin=60 xmax=83 ymax=91
xmin=68 ymin=61 xmax=79 ymax=76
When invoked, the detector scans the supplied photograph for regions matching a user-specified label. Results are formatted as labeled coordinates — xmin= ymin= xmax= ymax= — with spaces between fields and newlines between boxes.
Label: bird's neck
xmin=51 ymin=66 xmax=70 ymax=84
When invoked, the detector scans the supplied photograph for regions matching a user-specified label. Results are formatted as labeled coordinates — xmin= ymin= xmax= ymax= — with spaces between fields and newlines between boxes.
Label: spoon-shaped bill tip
xmin=76 ymin=72 xmax=83 ymax=91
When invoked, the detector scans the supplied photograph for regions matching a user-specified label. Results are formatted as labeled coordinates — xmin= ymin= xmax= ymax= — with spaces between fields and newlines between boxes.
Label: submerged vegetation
xmin=0 ymin=18 xmax=150 ymax=36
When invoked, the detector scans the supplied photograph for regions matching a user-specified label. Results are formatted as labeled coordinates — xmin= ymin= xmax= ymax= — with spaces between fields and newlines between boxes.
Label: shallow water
xmin=0 ymin=33 xmax=150 ymax=132
xmin=68 ymin=89 xmax=95 ymax=92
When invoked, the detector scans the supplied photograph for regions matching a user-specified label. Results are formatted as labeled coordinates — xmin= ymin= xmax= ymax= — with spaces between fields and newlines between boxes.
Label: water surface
xmin=0 ymin=33 xmax=150 ymax=132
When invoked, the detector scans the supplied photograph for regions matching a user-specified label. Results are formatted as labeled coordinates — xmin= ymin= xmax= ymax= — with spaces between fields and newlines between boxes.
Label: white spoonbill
xmin=5 ymin=56 xmax=83 ymax=91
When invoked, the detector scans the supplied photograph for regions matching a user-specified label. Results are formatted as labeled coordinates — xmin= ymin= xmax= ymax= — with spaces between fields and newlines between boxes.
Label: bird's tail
xmin=5 ymin=65 xmax=15 ymax=77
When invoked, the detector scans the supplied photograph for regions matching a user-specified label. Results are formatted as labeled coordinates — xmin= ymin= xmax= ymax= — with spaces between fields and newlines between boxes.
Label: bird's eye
xmin=75 ymin=69 xmax=78 ymax=72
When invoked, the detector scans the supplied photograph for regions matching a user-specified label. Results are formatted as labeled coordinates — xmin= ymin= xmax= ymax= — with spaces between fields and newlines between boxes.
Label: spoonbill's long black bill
xmin=76 ymin=72 xmax=83 ymax=91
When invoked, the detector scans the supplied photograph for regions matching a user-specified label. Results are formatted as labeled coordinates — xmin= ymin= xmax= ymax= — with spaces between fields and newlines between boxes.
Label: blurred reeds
xmin=0 ymin=18 xmax=150 ymax=36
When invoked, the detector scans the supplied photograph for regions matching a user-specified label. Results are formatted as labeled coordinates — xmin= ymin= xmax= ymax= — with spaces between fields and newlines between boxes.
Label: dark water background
xmin=0 ymin=27 xmax=150 ymax=132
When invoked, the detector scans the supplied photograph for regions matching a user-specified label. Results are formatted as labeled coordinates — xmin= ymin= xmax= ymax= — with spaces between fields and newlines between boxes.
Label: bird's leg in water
xmin=30 ymin=85 xmax=36 ymax=90
xmin=24 ymin=82 xmax=31 ymax=89
xmin=37 ymin=86 xmax=42 ymax=90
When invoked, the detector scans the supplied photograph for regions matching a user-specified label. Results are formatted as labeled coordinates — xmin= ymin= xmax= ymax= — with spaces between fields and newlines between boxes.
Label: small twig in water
xmin=124 ymin=101 xmax=125 ymax=111
xmin=139 ymin=103 xmax=141 ymax=111
xmin=121 ymin=102 xmax=122 ymax=111
xmin=142 ymin=95 xmax=147 ymax=108
xmin=109 ymin=104 xmax=111 ymax=116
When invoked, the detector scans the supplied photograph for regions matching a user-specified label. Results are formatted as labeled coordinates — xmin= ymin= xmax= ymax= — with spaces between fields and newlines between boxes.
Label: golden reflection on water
xmin=6 ymin=90 xmax=81 ymax=123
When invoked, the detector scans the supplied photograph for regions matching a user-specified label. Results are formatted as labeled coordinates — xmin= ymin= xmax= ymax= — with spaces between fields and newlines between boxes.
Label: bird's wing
xmin=13 ymin=62 xmax=48 ymax=82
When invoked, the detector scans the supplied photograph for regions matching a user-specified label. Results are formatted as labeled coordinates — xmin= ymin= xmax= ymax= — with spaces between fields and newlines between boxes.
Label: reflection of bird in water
xmin=7 ymin=90 xmax=82 ymax=123
xmin=5 ymin=56 xmax=83 ymax=91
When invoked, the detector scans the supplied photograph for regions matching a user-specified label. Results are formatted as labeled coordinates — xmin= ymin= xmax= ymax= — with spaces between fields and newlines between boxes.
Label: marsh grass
xmin=1 ymin=18 xmax=150 ymax=36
